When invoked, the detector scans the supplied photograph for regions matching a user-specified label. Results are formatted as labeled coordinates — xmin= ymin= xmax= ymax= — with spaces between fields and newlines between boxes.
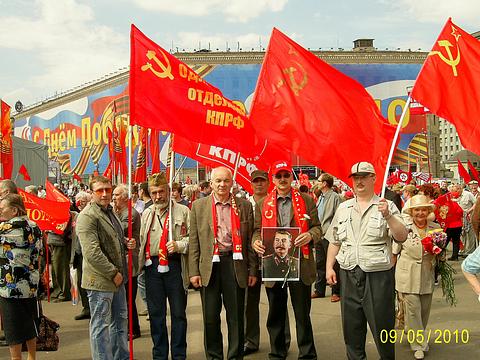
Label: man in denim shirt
xmin=462 ymin=246 xmax=480 ymax=302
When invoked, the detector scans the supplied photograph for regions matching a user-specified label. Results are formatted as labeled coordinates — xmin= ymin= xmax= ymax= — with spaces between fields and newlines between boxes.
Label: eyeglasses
xmin=274 ymin=173 xmax=291 ymax=179
xmin=93 ymin=188 xmax=112 ymax=195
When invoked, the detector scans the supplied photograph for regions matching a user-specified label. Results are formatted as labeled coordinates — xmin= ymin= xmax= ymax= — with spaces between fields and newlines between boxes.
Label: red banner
xmin=135 ymin=127 xmax=147 ymax=182
xmin=19 ymin=189 xmax=71 ymax=234
xmin=468 ymin=160 xmax=480 ymax=183
xmin=0 ymin=100 xmax=13 ymax=179
xmin=411 ymin=18 xmax=480 ymax=156
xmin=457 ymin=159 xmax=471 ymax=183
xmin=129 ymin=24 xmax=261 ymax=157
xmin=249 ymin=28 xmax=396 ymax=193
xmin=172 ymin=135 xmax=282 ymax=193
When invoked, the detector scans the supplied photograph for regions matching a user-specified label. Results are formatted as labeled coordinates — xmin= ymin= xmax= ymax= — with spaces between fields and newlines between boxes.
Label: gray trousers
xmin=340 ymin=266 xmax=395 ymax=360
xmin=50 ymin=243 xmax=72 ymax=301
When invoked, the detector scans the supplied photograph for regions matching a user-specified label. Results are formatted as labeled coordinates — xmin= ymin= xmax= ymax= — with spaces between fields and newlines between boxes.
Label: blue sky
xmin=0 ymin=0 xmax=478 ymax=108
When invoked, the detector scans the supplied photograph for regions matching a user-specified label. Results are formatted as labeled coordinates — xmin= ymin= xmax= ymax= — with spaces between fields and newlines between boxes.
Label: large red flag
xmin=411 ymin=18 xmax=480 ymax=156
xmin=45 ymin=180 xmax=70 ymax=202
xmin=135 ymin=127 xmax=147 ymax=182
xmin=468 ymin=160 xmax=480 ymax=182
xmin=249 ymin=28 xmax=396 ymax=192
xmin=0 ymin=100 xmax=13 ymax=179
xmin=457 ymin=159 xmax=471 ymax=183
xmin=19 ymin=189 xmax=71 ymax=234
xmin=129 ymin=25 xmax=260 ymax=156
xmin=172 ymin=136 xmax=283 ymax=193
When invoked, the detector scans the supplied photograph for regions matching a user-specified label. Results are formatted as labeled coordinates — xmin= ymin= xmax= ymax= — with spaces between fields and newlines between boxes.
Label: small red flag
xmin=129 ymin=24 xmax=261 ymax=157
xmin=150 ymin=129 xmax=161 ymax=174
xmin=18 ymin=164 xmax=31 ymax=181
xmin=0 ymin=100 xmax=13 ymax=179
xmin=249 ymin=28 xmax=396 ymax=192
xmin=457 ymin=159 xmax=471 ymax=183
xmin=135 ymin=127 xmax=147 ymax=182
xmin=45 ymin=180 xmax=70 ymax=203
xmin=73 ymin=173 xmax=82 ymax=182
xmin=19 ymin=189 xmax=70 ymax=234
xmin=467 ymin=160 xmax=480 ymax=183
xmin=411 ymin=18 xmax=480 ymax=156
xmin=103 ymin=160 xmax=113 ymax=180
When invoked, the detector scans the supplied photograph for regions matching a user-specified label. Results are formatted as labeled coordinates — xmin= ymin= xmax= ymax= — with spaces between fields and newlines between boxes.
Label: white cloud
xmin=395 ymin=0 xmax=480 ymax=26
xmin=133 ymin=0 xmax=288 ymax=22
xmin=0 ymin=0 xmax=128 ymax=105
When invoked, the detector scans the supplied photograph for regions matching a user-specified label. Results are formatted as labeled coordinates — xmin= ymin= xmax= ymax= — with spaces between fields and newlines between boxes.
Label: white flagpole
xmin=168 ymin=142 xmax=175 ymax=242
xmin=126 ymin=120 xmax=134 ymax=358
xmin=380 ymin=96 xmax=412 ymax=198
xmin=232 ymin=153 xmax=241 ymax=183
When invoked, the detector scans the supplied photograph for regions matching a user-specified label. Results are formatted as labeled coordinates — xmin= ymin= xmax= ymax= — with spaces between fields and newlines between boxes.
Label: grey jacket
xmin=76 ymin=202 xmax=125 ymax=292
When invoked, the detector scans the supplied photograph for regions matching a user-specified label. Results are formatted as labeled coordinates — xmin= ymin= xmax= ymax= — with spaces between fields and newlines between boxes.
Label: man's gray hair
xmin=75 ymin=191 xmax=92 ymax=202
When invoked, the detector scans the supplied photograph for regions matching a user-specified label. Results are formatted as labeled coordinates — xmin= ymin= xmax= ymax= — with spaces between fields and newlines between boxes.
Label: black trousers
xmin=73 ymin=254 xmax=89 ymax=313
xmin=265 ymin=282 xmax=316 ymax=359
xmin=446 ymin=226 xmax=462 ymax=259
xmin=340 ymin=266 xmax=395 ymax=360
xmin=315 ymin=239 xmax=340 ymax=296
xmin=201 ymin=255 xmax=245 ymax=360
xmin=244 ymin=280 xmax=291 ymax=351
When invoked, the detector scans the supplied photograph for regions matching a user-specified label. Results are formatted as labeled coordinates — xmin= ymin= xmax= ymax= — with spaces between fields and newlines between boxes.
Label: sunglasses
xmin=94 ymin=188 xmax=112 ymax=195
xmin=274 ymin=173 xmax=292 ymax=179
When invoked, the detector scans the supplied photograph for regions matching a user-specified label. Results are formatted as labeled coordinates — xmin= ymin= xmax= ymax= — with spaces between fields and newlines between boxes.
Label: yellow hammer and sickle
xmin=429 ymin=40 xmax=461 ymax=77
xmin=141 ymin=50 xmax=174 ymax=80
xmin=277 ymin=61 xmax=308 ymax=96
xmin=264 ymin=210 xmax=274 ymax=220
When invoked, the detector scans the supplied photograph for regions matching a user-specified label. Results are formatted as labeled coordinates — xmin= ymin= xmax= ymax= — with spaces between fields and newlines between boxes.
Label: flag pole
xmin=173 ymin=156 xmax=187 ymax=182
xmin=168 ymin=139 xmax=175 ymax=243
xmin=232 ymin=153 xmax=241 ymax=183
xmin=380 ymin=96 xmax=412 ymax=198
xmin=127 ymin=121 xmax=134 ymax=359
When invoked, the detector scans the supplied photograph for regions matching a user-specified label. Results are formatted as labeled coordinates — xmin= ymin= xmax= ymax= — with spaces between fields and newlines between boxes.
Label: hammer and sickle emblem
xmin=429 ymin=40 xmax=461 ymax=77
xmin=264 ymin=210 xmax=274 ymax=220
xmin=277 ymin=61 xmax=308 ymax=96
xmin=141 ymin=50 xmax=174 ymax=80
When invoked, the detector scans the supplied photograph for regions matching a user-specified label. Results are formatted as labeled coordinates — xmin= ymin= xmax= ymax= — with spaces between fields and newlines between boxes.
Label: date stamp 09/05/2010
xmin=380 ymin=329 xmax=470 ymax=344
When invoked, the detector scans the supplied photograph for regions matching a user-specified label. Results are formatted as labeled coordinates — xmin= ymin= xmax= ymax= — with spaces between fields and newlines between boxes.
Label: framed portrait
xmin=261 ymin=227 xmax=300 ymax=282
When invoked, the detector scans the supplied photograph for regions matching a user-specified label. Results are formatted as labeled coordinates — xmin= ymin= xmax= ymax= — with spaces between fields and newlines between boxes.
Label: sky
xmin=0 ymin=0 xmax=479 ymax=109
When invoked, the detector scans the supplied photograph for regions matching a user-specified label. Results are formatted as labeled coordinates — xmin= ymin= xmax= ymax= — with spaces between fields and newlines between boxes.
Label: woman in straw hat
xmin=392 ymin=195 xmax=440 ymax=360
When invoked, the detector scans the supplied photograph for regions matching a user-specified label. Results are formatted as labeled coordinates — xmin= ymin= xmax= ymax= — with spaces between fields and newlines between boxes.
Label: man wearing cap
xmin=312 ymin=172 xmax=342 ymax=302
xmin=252 ymin=160 xmax=321 ymax=359
xmin=189 ymin=166 xmax=257 ymax=359
xmin=453 ymin=183 xmax=477 ymax=257
xmin=138 ymin=173 xmax=190 ymax=359
xmin=325 ymin=161 xmax=408 ymax=360
xmin=468 ymin=180 xmax=479 ymax=198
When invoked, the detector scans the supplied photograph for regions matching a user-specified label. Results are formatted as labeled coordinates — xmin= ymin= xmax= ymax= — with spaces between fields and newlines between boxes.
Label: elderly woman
xmin=393 ymin=195 xmax=441 ymax=360
xmin=0 ymin=194 xmax=42 ymax=360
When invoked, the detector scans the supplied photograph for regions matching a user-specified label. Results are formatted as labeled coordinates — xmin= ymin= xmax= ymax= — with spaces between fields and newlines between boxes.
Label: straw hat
xmin=403 ymin=195 xmax=435 ymax=215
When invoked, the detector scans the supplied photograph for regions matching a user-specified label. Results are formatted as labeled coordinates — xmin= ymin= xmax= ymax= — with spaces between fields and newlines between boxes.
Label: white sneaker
xmin=414 ymin=350 xmax=424 ymax=359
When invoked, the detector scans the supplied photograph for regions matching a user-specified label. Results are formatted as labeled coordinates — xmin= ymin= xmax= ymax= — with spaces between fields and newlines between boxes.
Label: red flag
xmin=397 ymin=169 xmax=412 ymax=184
xmin=172 ymin=135 xmax=283 ymax=194
xmin=0 ymin=100 xmax=13 ymax=179
xmin=467 ymin=160 xmax=480 ymax=182
xmin=129 ymin=25 xmax=261 ymax=156
xmin=45 ymin=180 xmax=70 ymax=202
xmin=18 ymin=164 xmax=31 ymax=181
xmin=73 ymin=173 xmax=82 ymax=183
xmin=103 ymin=160 xmax=113 ymax=179
xmin=411 ymin=18 xmax=480 ymax=156
xmin=457 ymin=159 xmax=471 ymax=183
xmin=150 ymin=129 xmax=161 ymax=174
xmin=19 ymin=189 xmax=71 ymax=234
xmin=135 ymin=127 xmax=147 ymax=182
xmin=249 ymin=28 xmax=396 ymax=192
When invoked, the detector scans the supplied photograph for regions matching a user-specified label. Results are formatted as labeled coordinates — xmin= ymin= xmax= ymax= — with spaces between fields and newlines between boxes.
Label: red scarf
xmin=262 ymin=188 xmax=310 ymax=259
xmin=145 ymin=211 xmax=170 ymax=273
xmin=211 ymin=195 xmax=243 ymax=262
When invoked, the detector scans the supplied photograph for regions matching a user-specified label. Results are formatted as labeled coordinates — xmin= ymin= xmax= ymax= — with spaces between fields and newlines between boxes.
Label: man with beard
xmin=262 ymin=230 xmax=299 ymax=280
xmin=326 ymin=162 xmax=408 ymax=360
xmin=189 ymin=166 xmax=257 ymax=359
xmin=252 ymin=161 xmax=321 ymax=359
xmin=138 ymin=173 xmax=190 ymax=359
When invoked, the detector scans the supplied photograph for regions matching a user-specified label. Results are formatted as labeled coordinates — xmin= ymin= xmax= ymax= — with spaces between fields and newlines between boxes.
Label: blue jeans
xmin=87 ymin=286 xmax=129 ymax=360
xmin=145 ymin=257 xmax=187 ymax=360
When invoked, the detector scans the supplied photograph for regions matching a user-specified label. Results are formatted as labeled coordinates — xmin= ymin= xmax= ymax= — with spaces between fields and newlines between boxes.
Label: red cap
xmin=271 ymin=160 xmax=292 ymax=175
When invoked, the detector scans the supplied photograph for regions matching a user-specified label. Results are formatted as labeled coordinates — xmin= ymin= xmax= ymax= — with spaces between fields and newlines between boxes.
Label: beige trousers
xmin=402 ymin=292 xmax=433 ymax=351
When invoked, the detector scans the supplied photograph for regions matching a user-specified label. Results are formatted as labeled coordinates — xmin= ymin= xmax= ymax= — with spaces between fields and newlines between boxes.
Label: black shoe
xmin=74 ymin=311 xmax=91 ymax=320
xmin=244 ymin=346 xmax=258 ymax=356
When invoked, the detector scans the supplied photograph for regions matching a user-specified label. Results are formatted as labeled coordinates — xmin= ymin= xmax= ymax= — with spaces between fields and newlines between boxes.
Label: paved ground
xmin=1 ymin=260 xmax=479 ymax=359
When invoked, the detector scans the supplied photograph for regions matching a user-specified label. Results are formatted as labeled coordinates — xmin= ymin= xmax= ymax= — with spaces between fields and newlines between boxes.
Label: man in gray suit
xmin=312 ymin=173 xmax=342 ymax=302
xmin=76 ymin=176 xmax=136 ymax=360
xmin=189 ymin=166 xmax=257 ymax=359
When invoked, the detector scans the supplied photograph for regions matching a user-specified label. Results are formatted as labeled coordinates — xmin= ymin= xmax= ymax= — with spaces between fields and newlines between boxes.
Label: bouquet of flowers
xmin=421 ymin=229 xmax=457 ymax=306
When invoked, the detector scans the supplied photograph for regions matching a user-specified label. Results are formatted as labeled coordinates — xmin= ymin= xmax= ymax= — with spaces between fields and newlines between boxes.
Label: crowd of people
xmin=1 ymin=162 xmax=480 ymax=360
